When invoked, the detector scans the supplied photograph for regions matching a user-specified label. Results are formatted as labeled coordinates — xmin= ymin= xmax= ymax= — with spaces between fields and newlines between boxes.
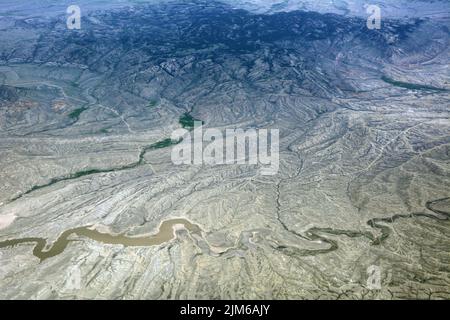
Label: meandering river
xmin=0 ymin=218 xmax=201 ymax=262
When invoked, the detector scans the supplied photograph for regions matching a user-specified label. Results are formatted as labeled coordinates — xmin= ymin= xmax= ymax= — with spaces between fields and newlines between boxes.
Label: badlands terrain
xmin=0 ymin=0 xmax=449 ymax=299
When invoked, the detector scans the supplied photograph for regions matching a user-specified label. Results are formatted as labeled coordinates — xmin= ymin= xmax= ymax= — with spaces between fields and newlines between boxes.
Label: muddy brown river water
xmin=0 ymin=218 xmax=201 ymax=261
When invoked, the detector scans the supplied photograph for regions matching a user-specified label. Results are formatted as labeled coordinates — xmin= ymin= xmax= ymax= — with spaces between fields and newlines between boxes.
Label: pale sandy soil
xmin=0 ymin=214 xmax=15 ymax=230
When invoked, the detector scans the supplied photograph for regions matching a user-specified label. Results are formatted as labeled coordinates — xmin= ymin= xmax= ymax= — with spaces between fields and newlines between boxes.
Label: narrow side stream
xmin=276 ymin=198 xmax=450 ymax=256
